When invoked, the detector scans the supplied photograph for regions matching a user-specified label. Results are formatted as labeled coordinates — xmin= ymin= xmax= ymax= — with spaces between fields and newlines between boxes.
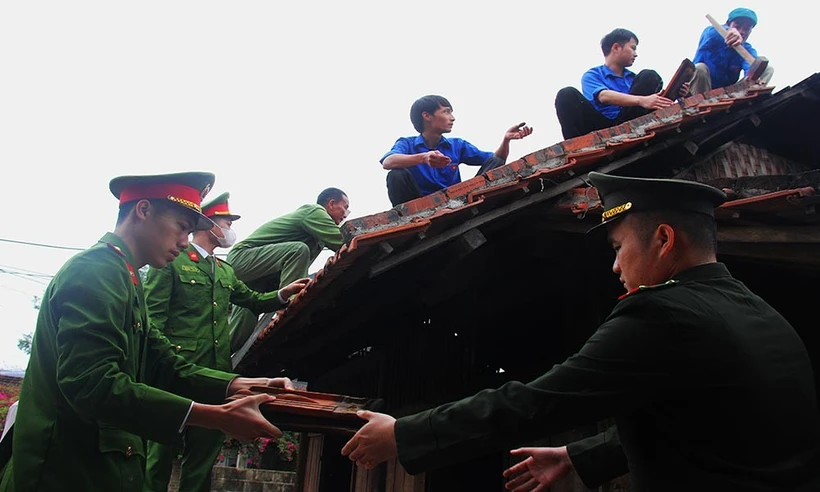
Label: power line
xmin=0 ymin=237 xmax=84 ymax=251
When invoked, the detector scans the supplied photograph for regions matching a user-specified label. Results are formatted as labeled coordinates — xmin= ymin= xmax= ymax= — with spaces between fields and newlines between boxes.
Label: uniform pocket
xmin=178 ymin=271 xmax=208 ymax=287
xmin=98 ymin=425 xmax=144 ymax=459
xmin=169 ymin=337 xmax=198 ymax=355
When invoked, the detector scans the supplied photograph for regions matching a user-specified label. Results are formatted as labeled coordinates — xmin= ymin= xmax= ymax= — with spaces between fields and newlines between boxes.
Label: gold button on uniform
xmin=125 ymin=445 xmax=132 ymax=457
xmin=190 ymin=279 xmax=196 ymax=284
xmin=175 ymin=345 xmax=181 ymax=352
xmin=213 ymin=301 xmax=217 ymax=306
xmin=214 ymin=340 xmax=220 ymax=346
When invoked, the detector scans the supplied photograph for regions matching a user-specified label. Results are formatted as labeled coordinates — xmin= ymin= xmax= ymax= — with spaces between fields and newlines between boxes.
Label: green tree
xmin=17 ymin=333 xmax=32 ymax=355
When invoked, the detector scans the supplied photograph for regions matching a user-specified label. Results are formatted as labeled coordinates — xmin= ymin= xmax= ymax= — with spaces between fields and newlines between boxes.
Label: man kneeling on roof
xmin=689 ymin=7 xmax=774 ymax=95
xmin=227 ymin=188 xmax=350 ymax=352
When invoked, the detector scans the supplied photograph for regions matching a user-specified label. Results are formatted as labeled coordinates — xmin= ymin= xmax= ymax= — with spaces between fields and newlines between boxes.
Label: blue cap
xmin=727 ymin=8 xmax=757 ymax=26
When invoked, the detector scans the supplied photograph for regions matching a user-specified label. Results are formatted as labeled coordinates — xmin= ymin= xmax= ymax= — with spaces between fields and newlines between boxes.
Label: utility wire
xmin=0 ymin=237 xmax=84 ymax=251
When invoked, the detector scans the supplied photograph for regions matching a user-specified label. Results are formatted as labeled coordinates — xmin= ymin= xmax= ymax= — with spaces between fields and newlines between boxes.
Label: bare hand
xmin=219 ymin=393 xmax=283 ymax=442
xmin=279 ymin=278 xmax=309 ymax=300
xmin=228 ymin=376 xmax=295 ymax=396
xmin=341 ymin=411 xmax=397 ymax=469
xmin=422 ymin=150 xmax=451 ymax=168
xmin=639 ymin=94 xmax=674 ymax=110
xmin=503 ymin=446 xmax=574 ymax=491
xmin=504 ymin=122 xmax=533 ymax=141
xmin=725 ymin=27 xmax=742 ymax=47
xmin=678 ymin=81 xmax=691 ymax=98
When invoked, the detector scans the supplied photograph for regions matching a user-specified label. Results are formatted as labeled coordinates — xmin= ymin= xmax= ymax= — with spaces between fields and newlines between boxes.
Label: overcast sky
xmin=0 ymin=0 xmax=814 ymax=369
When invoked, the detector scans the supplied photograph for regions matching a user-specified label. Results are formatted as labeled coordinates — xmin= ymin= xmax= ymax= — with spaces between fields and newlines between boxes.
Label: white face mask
xmin=211 ymin=226 xmax=237 ymax=248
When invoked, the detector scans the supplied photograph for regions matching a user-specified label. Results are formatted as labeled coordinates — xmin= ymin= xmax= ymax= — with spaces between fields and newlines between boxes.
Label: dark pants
xmin=386 ymin=155 xmax=506 ymax=206
xmin=554 ymin=69 xmax=663 ymax=139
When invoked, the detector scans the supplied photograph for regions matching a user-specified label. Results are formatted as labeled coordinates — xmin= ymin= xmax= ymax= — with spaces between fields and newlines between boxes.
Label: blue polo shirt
xmin=380 ymin=135 xmax=493 ymax=197
xmin=582 ymin=65 xmax=636 ymax=119
xmin=693 ymin=25 xmax=757 ymax=89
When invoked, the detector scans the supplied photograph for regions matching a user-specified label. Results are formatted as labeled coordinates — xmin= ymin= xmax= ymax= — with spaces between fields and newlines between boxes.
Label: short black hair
xmin=601 ymin=28 xmax=638 ymax=56
xmin=410 ymin=95 xmax=452 ymax=133
xmin=631 ymin=210 xmax=718 ymax=255
xmin=317 ymin=188 xmax=347 ymax=206
xmin=116 ymin=199 xmax=177 ymax=226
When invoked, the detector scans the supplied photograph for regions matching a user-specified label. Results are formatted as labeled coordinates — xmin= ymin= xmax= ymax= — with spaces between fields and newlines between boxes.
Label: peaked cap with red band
xmin=201 ymin=192 xmax=241 ymax=221
xmin=109 ymin=171 xmax=216 ymax=230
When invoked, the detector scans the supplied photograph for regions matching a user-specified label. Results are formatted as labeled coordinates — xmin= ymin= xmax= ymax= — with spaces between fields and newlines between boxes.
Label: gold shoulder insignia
xmin=618 ymin=279 xmax=680 ymax=301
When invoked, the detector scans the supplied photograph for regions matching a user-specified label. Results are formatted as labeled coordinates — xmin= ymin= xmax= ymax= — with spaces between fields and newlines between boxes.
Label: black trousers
xmin=386 ymin=155 xmax=505 ymax=206
xmin=554 ymin=69 xmax=663 ymax=139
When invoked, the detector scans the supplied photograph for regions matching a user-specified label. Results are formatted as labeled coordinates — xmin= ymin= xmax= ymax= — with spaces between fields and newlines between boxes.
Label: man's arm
xmin=231 ymin=277 xmax=309 ymax=314
xmin=381 ymin=138 xmax=450 ymax=170
xmin=493 ymin=123 xmax=533 ymax=161
xmin=503 ymin=427 xmax=626 ymax=490
xmin=566 ymin=426 xmax=628 ymax=488
xmin=582 ymin=70 xmax=672 ymax=110
xmin=302 ymin=207 xmax=344 ymax=252
xmin=343 ymin=296 xmax=675 ymax=473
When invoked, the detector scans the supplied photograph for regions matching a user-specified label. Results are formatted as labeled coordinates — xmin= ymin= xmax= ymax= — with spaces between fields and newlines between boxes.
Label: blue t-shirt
xmin=582 ymin=65 xmax=636 ymax=119
xmin=693 ymin=25 xmax=757 ymax=89
xmin=380 ymin=135 xmax=494 ymax=197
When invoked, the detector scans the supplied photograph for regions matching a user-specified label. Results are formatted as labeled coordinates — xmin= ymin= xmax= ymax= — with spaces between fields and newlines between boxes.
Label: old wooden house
xmin=235 ymin=73 xmax=820 ymax=491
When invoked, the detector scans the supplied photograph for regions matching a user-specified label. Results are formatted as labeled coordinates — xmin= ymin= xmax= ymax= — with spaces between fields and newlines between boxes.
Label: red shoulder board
xmin=107 ymin=242 xmax=126 ymax=257
xmin=107 ymin=243 xmax=138 ymax=285
xmin=618 ymin=279 xmax=679 ymax=301
xmin=125 ymin=261 xmax=138 ymax=285
xmin=188 ymin=250 xmax=200 ymax=262
xmin=214 ymin=256 xmax=221 ymax=268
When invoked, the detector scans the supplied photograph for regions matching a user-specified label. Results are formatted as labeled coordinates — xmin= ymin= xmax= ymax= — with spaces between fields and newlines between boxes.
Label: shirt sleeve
xmin=380 ymin=137 xmax=413 ymax=163
xmin=566 ymin=426 xmax=629 ymax=488
xmin=698 ymin=26 xmax=725 ymax=50
xmin=301 ymin=207 xmax=344 ymax=252
xmin=394 ymin=295 xmax=677 ymax=474
xmin=582 ymin=69 xmax=608 ymax=102
xmin=458 ymin=140 xmax=494 ymax=166
xmin=742 ymin=43 xmax=758 ymax=74
xmin=230 ymin=276 xmax=284 ymax=314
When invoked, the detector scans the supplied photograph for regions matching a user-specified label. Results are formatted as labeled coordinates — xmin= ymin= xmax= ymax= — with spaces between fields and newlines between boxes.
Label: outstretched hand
xmin=503 ymin=446 xmax=574 ymax=491
xmin=279 ymin=278 xmax=310 ymax=300
xmin=639 ymin=93 xmax=674 ymax=110
xmin=341 ymin=410 xmax=398 ymax=469
xmin=504 ymin=122 xmax=533 ymax=141
xmin=220 ymin=393 xmax=283 ymax=442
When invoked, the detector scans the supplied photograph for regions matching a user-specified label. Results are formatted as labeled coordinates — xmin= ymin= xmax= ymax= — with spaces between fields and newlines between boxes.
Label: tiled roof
xmin=235 ymin=73 xmax=820 ymax=373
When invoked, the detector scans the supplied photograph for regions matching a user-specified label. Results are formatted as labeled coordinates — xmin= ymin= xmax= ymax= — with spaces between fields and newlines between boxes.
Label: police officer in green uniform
xmin=143 ymin=192 xmax=308 ymax=492
xmin=227 ymin=187 xmax=350 ymax=351
xmin=341 ymin=172 xmax=820 ymax=491
xmin=0 ymin=173 xmax=292 ymax=492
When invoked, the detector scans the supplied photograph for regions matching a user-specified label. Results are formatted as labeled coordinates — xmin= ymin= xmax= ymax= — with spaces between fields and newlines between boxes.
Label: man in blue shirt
xmin=555 ymin=28 xmax=686 ymax=139
xmin=381 ymin=95 xmax=533 ymax=206
xmin=689 ymin=8 xmax=773 ymax=95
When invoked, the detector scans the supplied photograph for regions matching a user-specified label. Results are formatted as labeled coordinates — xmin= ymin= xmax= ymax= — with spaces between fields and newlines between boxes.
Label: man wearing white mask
xmin=143 ymin=192 xmax=308 ymax=492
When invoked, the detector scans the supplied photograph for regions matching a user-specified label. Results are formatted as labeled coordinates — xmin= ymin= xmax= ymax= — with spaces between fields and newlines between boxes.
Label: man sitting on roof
xmin=381 ymin=95 xmax=533 ymax=207
xmin=555 ymin=28 xmax=688 ymax=139
xmin=689 ymin=8 xmax=773 ymax=95
xmin=227 ymin=188 xmax=349 ymax=352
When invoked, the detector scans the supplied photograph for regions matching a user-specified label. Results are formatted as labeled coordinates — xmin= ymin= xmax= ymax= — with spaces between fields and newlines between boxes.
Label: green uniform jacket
xmin=230 ymin=204 xmax=343 ymax=262
xmin=144 ymin=245 xmax=284 ymax=372
xmin=395 ymin=263 xmax=820 ymax=491
xmin=0 ymin=233 xmax=236 ymax=492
